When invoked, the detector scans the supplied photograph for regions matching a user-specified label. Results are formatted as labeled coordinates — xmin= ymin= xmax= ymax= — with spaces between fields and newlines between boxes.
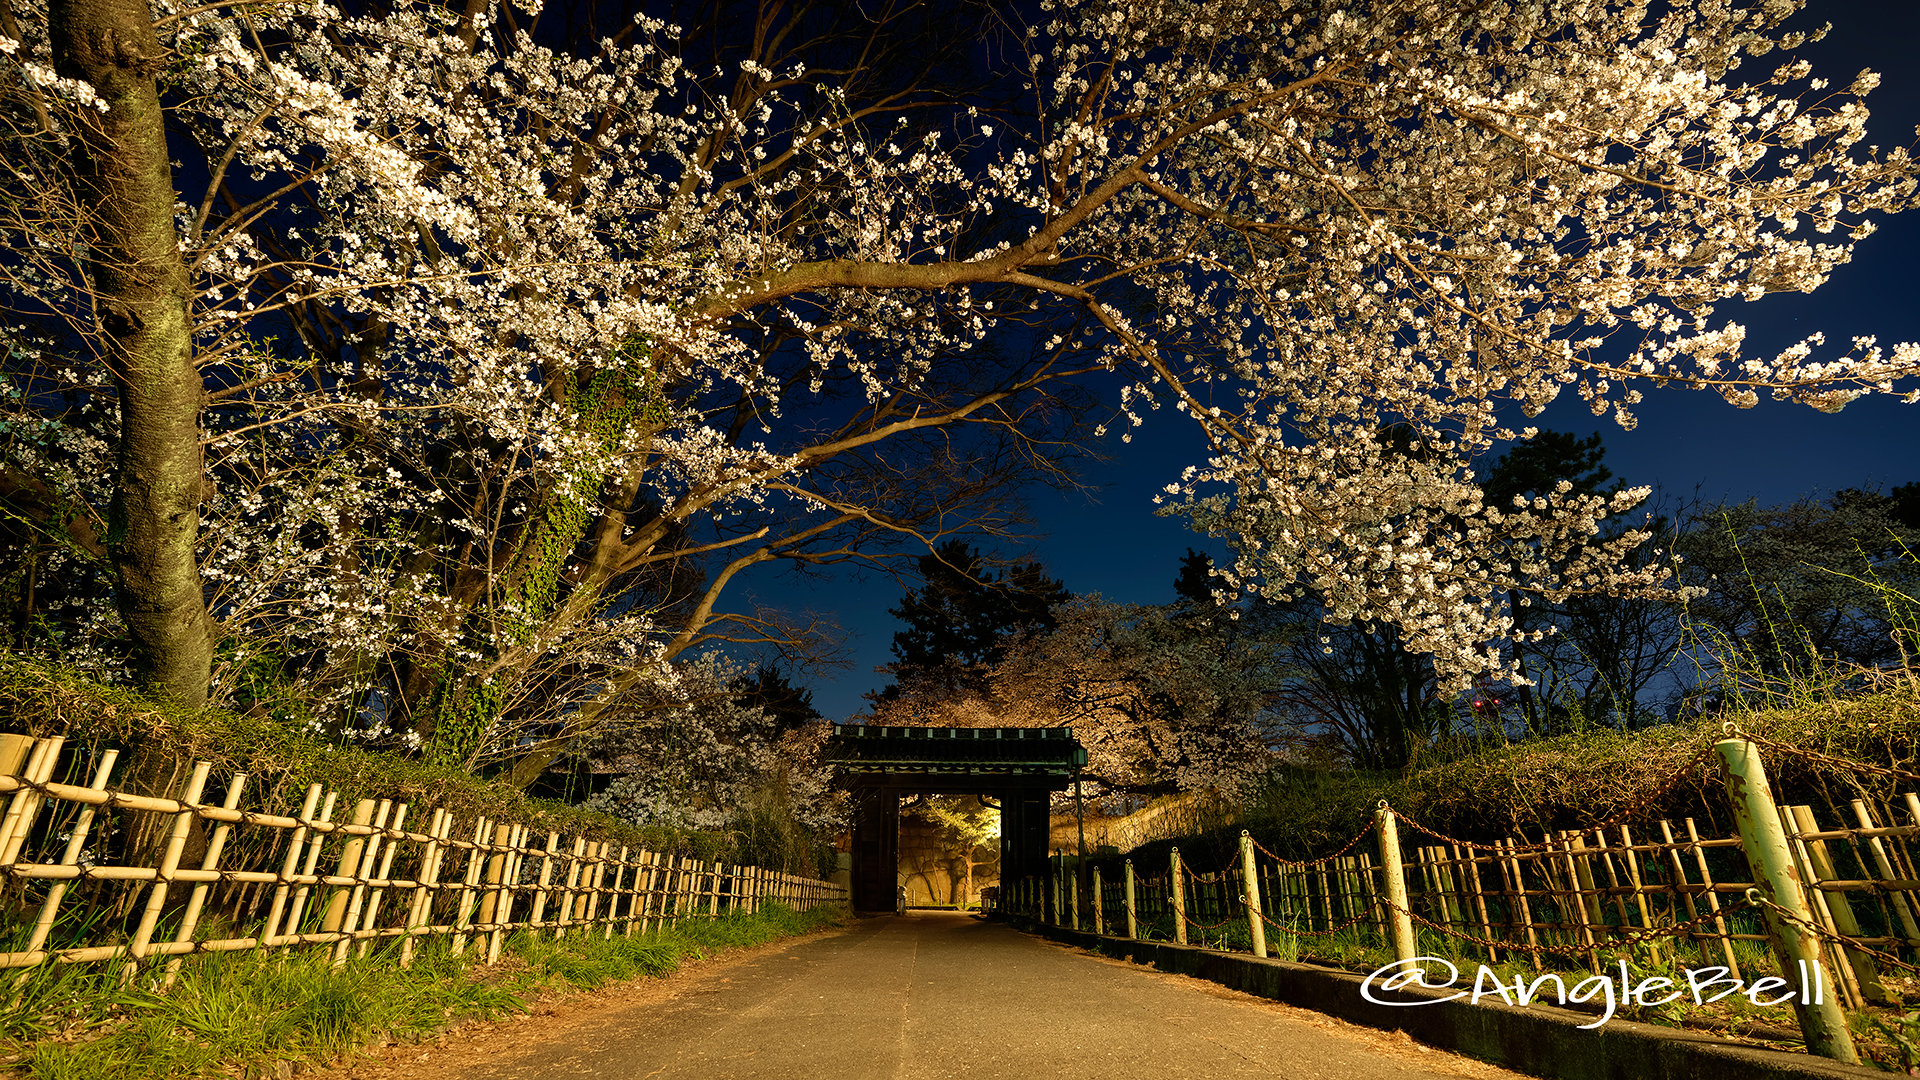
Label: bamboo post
xmin=0 ymin=737 xmax=60 ymax=867
xmin=1658 ymin=820 xmax=1702 ymax=926
xmin=1314 ymin=859 xmax=1333 ymax=931
xmin=1567 ymin=834 xmax=1605 ymax=932
xmin=557 ymin=835 xmax=587 ymax=937
xmin=1783 ymin=806 xmax=1874 ymax=1007
xmin=1067 ymin=864 xmax=1080 ymax=931
xmin=1123 ymin=860 xmax=1138 ymax=940
xmin=1850 ymin=800 xmax=1920 ymax=943
xmin=1239 ymin=831 xmax=1267 ymax=958
xmin=654 ymin=851 xmax=672 ymax=930
xmin=1888 ymin=796 xmax=1919 ymax=876
xmin=1358 ymin=851 xmax=1384 ymax=937
xmin=673 ymin=856 xmax=690 ymax=927
xmin=1091 ymin=865 xmax=1105 ymax=935
xmin=1716 ymin=738 xmax=1857 ymax=1065
xmin=17 ymin=749 xmax=119 ymax=964
xmin=607 ymin=845 xmax=629 ymax=939
xmin=1594 ymin=831 xmax=1637 ymax=941
xmin=1556 ymin=832 xmax=1599 ymax=964
xmin=580 ymin=841 xmax=607 ymax=931
xmin=635 ymin=850 xmax=657 ymax=934
xmin=0 ymin=733 xmax=30 ymax=777
xmin=1348 ymin=855 xmax=1365 ymax=927
xmin=1683 ymin=817 xmax=1743 ymax=980
xmin=124 ymin=761 xmax=211 ymax=982
xmin=582 ymin=842 xmax=604 ymax=927
xmin=163 ymin=772 xmax=250 ymax=983
xmin=660 ymin=855 xmax=678 ymax=928
xmin=321 ymin=799 xmax=377 ymax=936
xmin=1617 ymin=826 xmax=1657 ymax=936
xmin=359 ymin=803 xmax=410 ymax=958
xmin=1050 ymin=857 xmax=1062 ymax=927
xmin=1171 ymin=848 xmax=1187 ymax=945
xmin=473 ymin=819 xmax=509 ymax=938
xmin=483 ymin=822 xmax=521 ymax=965
xmin=1375 ymin=805 xmax=1417 ymax=962
xmin=451 ymin=816 xmax=491 ymax=956
xmin=260 ymin=784 xmax=322 ymax=950
xmin=528 ymin=831 xmax=559 ymax=934
xmin=279 ymin=790 xmax=339 ymax=944
xmin=1500 ymin=839 xmax=1540 ymax=965
xmin=400 ymin=808 xmax=448 ymax=967
xmin=1458 ymin=845 xmax=1498 ymax=962
xmin=335 ymin=800 xmax=395 ymax=965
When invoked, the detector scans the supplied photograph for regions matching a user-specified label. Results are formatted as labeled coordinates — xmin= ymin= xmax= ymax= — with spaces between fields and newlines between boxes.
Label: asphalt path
xmin=443 ymin=911 xmax=1525 ymax=1080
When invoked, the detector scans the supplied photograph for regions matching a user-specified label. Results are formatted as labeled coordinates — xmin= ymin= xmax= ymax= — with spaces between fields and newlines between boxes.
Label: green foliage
xmin=0 ymin=652 xmax=729 ymax=860
xmin=1103 ymin=688 xmax=1920 ymax=872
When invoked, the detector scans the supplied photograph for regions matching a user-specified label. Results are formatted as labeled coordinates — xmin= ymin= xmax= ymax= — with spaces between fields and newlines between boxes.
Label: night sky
xmin=738 ymin=0 xmax=1920 ymax=724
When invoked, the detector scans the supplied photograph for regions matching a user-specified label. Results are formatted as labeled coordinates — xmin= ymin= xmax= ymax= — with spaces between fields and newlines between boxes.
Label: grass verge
xmin=1 ymin=902 xmax=846 ymax=1080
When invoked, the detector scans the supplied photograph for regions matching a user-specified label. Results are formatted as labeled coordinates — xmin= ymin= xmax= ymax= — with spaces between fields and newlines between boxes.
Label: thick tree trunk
xmin=52 ymin=0 xmax=211 ymax=707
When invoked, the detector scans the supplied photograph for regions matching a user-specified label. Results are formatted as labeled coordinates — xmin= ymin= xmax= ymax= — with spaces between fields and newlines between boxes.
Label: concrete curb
xmin=999 ymin=916 xmax=1885 ymax=1080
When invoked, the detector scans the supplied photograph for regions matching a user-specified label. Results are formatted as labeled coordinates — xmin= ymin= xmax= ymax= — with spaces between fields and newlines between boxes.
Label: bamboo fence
xmin=995 ymin=735 xmax=1920 ymax=1064
xmin=0 ymin=733 xmax=847 ymax=979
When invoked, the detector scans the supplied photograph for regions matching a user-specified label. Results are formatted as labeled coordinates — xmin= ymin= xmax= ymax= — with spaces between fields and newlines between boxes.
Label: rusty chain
xmin=1734 ymin=728 xmax=1920 ymax=790
xmin=1252 ymin=903 xmax=1379 ymax=939
xmin=1249 ymin=819 xmax=1378 ymax=868
xmin=1746 ymin=889 xmax=1920 ymax=979
xmin=1377 ymin=893 xmax=1764 ymax=959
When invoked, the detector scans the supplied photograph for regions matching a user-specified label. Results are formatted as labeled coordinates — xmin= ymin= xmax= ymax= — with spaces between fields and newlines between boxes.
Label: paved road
xmin=454 ymin=911 xmax=1523 ymax=1080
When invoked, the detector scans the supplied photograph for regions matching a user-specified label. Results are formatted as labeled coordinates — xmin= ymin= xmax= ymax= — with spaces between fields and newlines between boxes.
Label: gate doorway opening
xmin=822 ymin=726 xmax=1087 ymax=913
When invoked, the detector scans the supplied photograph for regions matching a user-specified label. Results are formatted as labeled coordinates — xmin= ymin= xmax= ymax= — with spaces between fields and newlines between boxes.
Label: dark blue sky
xmin=741 ymin=0 xmax=1920 ymax=723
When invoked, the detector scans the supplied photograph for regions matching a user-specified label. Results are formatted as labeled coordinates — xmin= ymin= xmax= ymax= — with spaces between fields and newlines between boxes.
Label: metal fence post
xmin=1123 ymin=859 xmax=1138 ymax=940
xmin=1716 ymin=738 xmax=1858 ymax=1065
xmin=1091 ymin=865 xmax=1104 ymax=935
xmin=1376 ymin=803 xmax=1417 ymax=963
xmin=1171 ymin=847 xmax=1187 ymax=946
xmin=1239 ymin=830 xmax=1267 ymax=958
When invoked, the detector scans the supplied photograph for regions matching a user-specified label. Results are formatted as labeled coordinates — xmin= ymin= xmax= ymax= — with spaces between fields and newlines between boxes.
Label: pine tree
xmin=876 ymin=541 xmax=1069 ymax=700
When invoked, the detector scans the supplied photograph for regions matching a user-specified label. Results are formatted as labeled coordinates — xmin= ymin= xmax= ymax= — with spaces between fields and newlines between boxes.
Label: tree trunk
xmin=52 ymin=0 xmax=211 ymax=707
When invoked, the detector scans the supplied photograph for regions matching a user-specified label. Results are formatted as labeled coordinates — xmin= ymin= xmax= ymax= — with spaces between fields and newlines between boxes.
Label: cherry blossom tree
xmin=872 ymin=596 xmax=1285 ymax=797
xmin=5 ymin=0 xmax=1917 ymax=782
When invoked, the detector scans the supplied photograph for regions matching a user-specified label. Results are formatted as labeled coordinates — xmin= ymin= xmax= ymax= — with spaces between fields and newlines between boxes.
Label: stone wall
xmin=897 ymin=809 xmax=998 ymax=906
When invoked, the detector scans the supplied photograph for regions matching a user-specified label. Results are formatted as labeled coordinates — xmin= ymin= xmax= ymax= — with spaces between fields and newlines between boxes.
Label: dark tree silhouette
xmin=874 ymin=540 xmax=1070 ymax=701
xmin=730 ymin=665 xmax=824 ymax=736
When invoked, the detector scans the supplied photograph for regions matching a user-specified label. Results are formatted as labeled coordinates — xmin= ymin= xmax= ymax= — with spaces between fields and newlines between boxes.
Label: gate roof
xmin=822 ymin=725 xmax=1086 ymax=792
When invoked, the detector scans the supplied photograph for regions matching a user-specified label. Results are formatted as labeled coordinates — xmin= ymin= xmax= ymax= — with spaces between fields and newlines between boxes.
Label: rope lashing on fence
xmin=0 ymin=735 xmax=846 ymax=978
xmin=0 ymin=772 xmax=505 ymax=853
xmin=1385 ymin=737 xmax=1727 ymax=855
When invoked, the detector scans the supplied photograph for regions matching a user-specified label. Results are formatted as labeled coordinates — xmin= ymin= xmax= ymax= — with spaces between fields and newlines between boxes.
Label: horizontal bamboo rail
xmin=0 ymin=735 xmax=847 ymax=976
